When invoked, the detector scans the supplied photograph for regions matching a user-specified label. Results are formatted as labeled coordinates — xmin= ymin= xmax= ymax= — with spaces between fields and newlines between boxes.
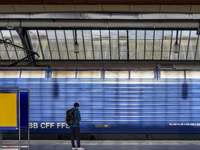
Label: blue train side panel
xmin=1 ymin=70 xmax=200 ymax=134
xmin=20 ymin=91 xmax=28 ymax=129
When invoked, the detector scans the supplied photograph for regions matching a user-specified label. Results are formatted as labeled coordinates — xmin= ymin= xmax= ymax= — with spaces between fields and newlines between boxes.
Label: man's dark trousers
xmin=70 ymin=127 xmax=80 ymax=148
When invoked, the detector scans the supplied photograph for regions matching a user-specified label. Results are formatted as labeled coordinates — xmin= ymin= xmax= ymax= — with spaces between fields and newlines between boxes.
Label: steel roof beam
xmin=45 ymin=30 xmax=53 ymax=59
xmin=15 ymin=27 xmax=36 ymax=66
xmin=0 ymin=20 xmax=198 ymax=29
xmin=54 ymin=30 xmax=61 ymax=60
xmin=127 ymin=30 xmax=129 ymax=61
xmin=0 ymin=13 xmax=199 ymax=20
xmin=82 ymin=30 xmax=86 ymax=60
xmin=63 ymin=30 xmax=69 ymax=60
xmin=0 ymin=31 xmax=10 ymax=60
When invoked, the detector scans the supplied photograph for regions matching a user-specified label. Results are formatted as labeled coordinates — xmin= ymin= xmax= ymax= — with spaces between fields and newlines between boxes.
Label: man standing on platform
xmin=68 ymin=102 xmax=82 ymax=150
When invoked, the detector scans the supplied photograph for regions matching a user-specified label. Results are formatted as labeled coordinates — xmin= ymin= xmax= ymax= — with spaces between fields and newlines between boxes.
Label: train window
xmin=130 ymin=71 xmax=154 ymax=78
xmin=105 ymin=71 xmax=129 ymax=78
xmin=160 ymin=71 xmax=184 ymax=78
xmin=21 ymin=71 xmax=46 ymax=78
xmin=51 ymin=71 xmax=76 ymax=78
xmin=186 ymin=71 xmax=200 ymax=78
xmin=77 ymin=71 xmax=101 ymax=78
xmin=0 ymin=71 xmax=20 ymax=78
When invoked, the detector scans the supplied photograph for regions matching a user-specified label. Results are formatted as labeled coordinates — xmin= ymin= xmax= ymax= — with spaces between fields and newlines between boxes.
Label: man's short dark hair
xmin=74 ymin=103 xmax=79 ymax=107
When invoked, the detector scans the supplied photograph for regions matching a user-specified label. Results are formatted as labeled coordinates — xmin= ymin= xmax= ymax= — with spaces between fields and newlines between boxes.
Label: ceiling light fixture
xmin=174 ymin=30 xmax=179 ymax=53
xmin=74 ymin=30 xmax=79 ymax=53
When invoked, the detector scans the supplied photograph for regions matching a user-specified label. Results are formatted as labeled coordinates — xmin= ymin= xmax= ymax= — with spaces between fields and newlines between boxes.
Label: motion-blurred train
xmin=1 ymin=69 xmax=200 ymax=136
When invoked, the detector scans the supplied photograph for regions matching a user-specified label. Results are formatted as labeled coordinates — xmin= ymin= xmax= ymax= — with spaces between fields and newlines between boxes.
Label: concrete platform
xmin=1 ymin=140 xmax=200 ymax=150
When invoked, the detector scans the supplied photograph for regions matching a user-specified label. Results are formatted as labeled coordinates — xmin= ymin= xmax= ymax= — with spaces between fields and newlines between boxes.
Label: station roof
xmin=1 ymin=29 xmax=200 ymax=61
xmin=0 ymin=1 xmax=200 ymax=68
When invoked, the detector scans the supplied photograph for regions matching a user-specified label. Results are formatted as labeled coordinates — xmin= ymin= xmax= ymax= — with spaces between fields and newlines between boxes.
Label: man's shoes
xmin=72 ymin=146 xmax=85 ymax=150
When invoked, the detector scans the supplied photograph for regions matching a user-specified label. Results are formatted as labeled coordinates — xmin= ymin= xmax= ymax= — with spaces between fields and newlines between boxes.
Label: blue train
xmin=1 ymin=69 xmax=200 ymax=134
